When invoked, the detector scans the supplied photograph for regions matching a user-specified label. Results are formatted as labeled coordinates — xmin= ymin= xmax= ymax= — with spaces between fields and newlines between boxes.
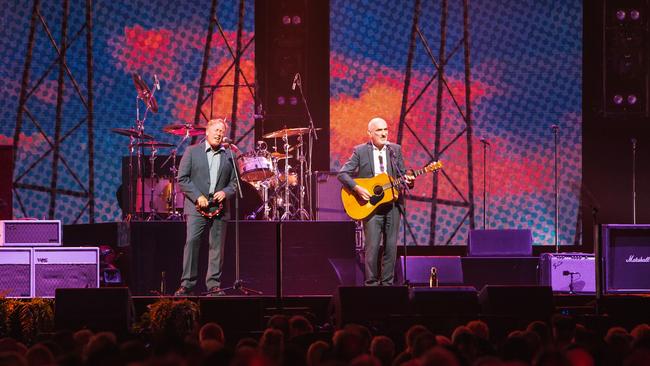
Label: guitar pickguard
xmin=369 ymin=192 xmax=384 ymax=206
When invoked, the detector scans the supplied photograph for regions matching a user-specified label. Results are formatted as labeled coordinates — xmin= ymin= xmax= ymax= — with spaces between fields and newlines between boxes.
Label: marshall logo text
xmin=626 ymin=255 xmax=650 ymax=263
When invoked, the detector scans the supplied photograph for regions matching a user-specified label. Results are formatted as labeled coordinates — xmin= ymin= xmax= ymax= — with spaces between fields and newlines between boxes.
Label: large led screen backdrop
xmin=1 ymin=1 xmax=581 ymax=246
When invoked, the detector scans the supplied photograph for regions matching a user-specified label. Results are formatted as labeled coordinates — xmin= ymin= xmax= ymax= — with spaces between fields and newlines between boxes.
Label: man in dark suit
xmin=174 ymin=118 xmax=238 ymax=296
xmin=338 ymin=117 xmax=413 ymax=286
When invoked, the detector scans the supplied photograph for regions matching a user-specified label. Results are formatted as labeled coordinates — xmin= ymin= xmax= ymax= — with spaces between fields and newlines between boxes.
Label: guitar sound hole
xmin=373 ymin=186 xmax=383 ymax=195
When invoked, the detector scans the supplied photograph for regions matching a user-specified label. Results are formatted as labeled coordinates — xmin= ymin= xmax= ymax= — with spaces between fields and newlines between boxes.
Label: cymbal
xmin=132 ymin=73 xmax=158 ymax=113
xmin=136 ymin=141 xmax=174 ymax=149
xmin=262 ymin=127 xmax=322 ymax=139
xmin=270 ymin=152 xmax=293 ymax=159
xmin=111 ymin=128 xmax=153 ymax=140
xmin=163 ymin=123 xmax=206 ymax=137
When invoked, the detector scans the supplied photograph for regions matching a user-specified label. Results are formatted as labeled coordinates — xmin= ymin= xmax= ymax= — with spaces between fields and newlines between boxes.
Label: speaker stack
xmin=0 ymin=220 xmax=99 ymax=298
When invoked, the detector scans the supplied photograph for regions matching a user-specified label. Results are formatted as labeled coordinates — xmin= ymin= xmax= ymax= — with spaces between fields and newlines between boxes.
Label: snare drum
xmin=237 ymin=152 xmax=274 ymax=182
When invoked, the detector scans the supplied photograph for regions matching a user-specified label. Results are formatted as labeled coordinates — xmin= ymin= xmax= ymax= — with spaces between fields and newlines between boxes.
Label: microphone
xmin=551 ymin=124 xmax=558 ymax=131
xmin=632 ymin=138 xmax=637 ymax=147
xmin=562 ymin=270 xmax=578 ymax=276
xmin=154 ymin=74 xmax=160 ymax=90
xmin=291 ymin=73 xmax=300 ymax=91
xmin=479 ymin=138 xmax=490 ymax=146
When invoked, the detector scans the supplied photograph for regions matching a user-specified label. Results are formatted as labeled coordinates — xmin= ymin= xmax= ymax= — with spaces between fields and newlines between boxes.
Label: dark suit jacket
xmin=177 ymin=143 xmax=238 ymax=217
xmin=337 ymin=142 xmax=407 ymax=191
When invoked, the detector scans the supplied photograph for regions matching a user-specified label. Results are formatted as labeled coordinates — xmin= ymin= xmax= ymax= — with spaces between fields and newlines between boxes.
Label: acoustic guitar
xmin=196 ymin=193 xmax=224 ymax=218
xmin=340 ymin=161 xmax=443 ymax=220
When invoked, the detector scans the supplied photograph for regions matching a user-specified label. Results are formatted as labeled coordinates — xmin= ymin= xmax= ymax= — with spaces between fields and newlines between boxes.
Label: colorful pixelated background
xmin=0 ymin=1 xmax=581 ymax=246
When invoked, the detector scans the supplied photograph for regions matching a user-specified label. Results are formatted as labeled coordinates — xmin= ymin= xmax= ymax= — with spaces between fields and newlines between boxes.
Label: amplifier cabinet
xmin=0 ymin=220 xmax=61 ymax=246
xmin=0 ymin=248 xmax=33 ymax=298
xmin=314 ymin=171 xmax=350 ymax=221
xmin=602 ymin=224 xmax=650 ymax=293
xmin=539 ymin=253 xmax=595 ymax=293
xmin=33 ymin=247 xmax=99 ymax=298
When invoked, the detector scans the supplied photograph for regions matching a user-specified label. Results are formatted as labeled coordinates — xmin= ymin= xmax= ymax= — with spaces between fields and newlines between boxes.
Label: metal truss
xmin=193 ymin=0 xmax=256 ymax=145
xmin=397 ymin=0 xmax=475 ymax=245
xmin=13 ymin=0 xmax=95 ymax=223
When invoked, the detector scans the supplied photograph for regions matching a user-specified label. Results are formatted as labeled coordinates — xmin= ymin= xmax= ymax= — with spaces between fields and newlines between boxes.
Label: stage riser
xmin=64 ymin=221 xmax=359 ymax=296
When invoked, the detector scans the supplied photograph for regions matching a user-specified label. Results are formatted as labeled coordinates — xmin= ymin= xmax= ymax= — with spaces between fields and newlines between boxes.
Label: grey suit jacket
xmin=177 ymin=143 xmax=238 ymax=217
xmin=337 ymin=142 xmax=407 ymax=190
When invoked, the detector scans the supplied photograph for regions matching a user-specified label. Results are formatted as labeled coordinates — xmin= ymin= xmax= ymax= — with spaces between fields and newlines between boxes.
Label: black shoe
xmin=206 ymin=287 xmax=225 ymax=296
xmin=174 ymin=286 xmax=194 ymax=296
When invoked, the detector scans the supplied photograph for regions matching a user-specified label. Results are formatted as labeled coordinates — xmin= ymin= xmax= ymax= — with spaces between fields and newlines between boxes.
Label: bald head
xmin=367 ymin=117 xmax=388 ymax=149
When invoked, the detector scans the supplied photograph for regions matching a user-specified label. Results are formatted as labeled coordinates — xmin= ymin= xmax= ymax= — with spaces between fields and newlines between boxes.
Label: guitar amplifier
xmin=0 ymin=220 xmax=61 ymax=246
xmin=539 ymin=253 xmax=595 ymax=293
xmin=602 ymin=224 xmax=650 ymax=293
xmin=0 ymin=248 xmax=33 ymax=298
xmin=314 ymin=171 xmax=350 ymax=221
xmin=33 ymin=247 xmax=99 ymax=298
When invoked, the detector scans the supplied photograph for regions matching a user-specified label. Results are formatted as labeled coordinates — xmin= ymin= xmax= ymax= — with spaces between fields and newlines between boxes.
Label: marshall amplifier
xmin=0 ymin=220 xmax=61 ymax=246
xmin=539 ymin=253 xmax=595 ymax=293
xmin=602 ymin=224 xmax=650 ymax=293
xmin=0 ymin=248 xmax=33 ymax=298
xmin=33 ymin=247 xmax=99 ymax=298
xmin=314 ymin=171 xmax=350 ymax=221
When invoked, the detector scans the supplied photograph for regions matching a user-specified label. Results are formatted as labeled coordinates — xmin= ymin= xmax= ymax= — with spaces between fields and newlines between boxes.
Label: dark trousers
xmin=362 ymin=203 xmax=401 ymax=285
xmin=180 ymin=214 xmax=227 ymax=290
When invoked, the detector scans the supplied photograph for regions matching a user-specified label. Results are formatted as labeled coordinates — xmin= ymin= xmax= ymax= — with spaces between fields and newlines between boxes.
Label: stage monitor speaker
xmin=478 ymin=285 xmax=554 ymax=320
xmin=55 ymin=287 xmax=133 ymax=334
xmin=468 ymin=229 xmax=532 ymax=257
xmin=410 ymin=287 xmax=479 ymax=316
xmin=314 ymin=171 xmax=350 ymax=221
xmin=0 ymin=248 xmax=32 ymax=298
xmin=33 ymin=247 xmax=99 ymax=297
xmin=0 ymin=146 xmax=12 ymax=220
xmin=539 ymin=253 xmax=595 ymax=293
xmin=200 ymin=298 xmax=264 ymax=334
xmin=333 ymin=286 xmax=409 ymax=328
xmin=0 ymin=220 xmax=61 ymax=246
xmin=602 ymin=224 xmax=650 ymax=293
xmin=396 ymin=256 xmax=463 ymax=286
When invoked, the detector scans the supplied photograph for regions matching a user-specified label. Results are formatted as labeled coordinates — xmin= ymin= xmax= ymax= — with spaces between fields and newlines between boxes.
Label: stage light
xmin=613 ymin=94 xmax=624 ymax=105
xmin=627 ymin=94 xmax=638 ymax=104
xmin=292 ymin=15 xmax=302 ymax=25
xmin=277 ymin=96 xmax=286 ymax=105
xmin=630 ymin=10 xmax=641 ymax=20
xmin=616 ymin=10 xmax=626 ymax=21
xmin=282 ymin=16 xmax=291 ymax=25
xmin=289 ymin=96 xmax=298 ymax=105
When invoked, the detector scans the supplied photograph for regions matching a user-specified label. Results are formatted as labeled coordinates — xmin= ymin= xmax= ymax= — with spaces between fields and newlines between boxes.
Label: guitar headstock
xmin=424 ymin=161 xmax=443 ymax=172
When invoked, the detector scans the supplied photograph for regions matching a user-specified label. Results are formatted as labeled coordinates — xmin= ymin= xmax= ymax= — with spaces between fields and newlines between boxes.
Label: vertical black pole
xmin=86 ymin=0 xmax=95 ymax=223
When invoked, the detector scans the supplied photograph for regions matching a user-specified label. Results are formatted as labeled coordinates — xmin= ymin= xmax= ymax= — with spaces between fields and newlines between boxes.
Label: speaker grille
xmin=2 ymin=221 xmax=61 ymax=245
xmin=35 ymin=264 xmax=99 ymax=297
xmin=0 ymin=264 xmax=31 ymax=297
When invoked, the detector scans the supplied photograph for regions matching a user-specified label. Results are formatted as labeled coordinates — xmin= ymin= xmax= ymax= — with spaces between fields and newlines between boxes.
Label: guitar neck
xmin=380 ymin=167 xmax=427 ymax=190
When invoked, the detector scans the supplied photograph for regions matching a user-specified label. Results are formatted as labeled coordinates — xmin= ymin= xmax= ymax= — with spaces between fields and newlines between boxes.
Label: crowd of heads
xmin=1 ymin=312 xmax=650 ymax=366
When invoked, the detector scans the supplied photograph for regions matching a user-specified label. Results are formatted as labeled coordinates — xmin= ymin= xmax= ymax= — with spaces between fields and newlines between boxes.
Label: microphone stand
xmin=222 ymin=144 xmax=262 ymax=295
xmin=387 ymin=145 xmax=411 ymax=287
xmin=295 ymin=74 xmax=317 ymax=220
xmin=480 ymin=138 xmax=490 ymax=229
xmin=552 ymin=125 xmax=560 ymax=253
xmin=631 ymin=138 xmax=637 ymax=224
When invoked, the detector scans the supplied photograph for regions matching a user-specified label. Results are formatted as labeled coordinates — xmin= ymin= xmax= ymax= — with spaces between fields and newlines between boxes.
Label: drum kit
xmin=112 ymin=73 xmax=319 ymax=221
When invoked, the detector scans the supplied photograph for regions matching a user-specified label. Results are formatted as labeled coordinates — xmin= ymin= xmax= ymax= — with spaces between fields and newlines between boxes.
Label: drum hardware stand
xmin=222 ymin=143 xmax=262 ymax=295
xmin=161 ymin=126 xmax=193 ymax=221
xmin=294 ymin=73 xmax=317 ymax=220
xmin=145 ymin=145 xmax=164 ymax=221
xmin=132 ymin=73 xmax=159 ymax=221
xmin=280 ymin=132 xmax=293 ymax=221
xmin=295 ymin=134 xmax=310 ymax=220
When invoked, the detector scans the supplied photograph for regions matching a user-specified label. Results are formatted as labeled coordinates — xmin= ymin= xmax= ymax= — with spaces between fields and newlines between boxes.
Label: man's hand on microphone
xmin=353 ymin=185 xmax=371 ymax=201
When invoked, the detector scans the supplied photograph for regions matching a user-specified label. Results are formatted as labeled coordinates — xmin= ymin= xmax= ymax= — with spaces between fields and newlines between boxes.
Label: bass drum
xmin=228 ymin=181 xmax=263 ymax=220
